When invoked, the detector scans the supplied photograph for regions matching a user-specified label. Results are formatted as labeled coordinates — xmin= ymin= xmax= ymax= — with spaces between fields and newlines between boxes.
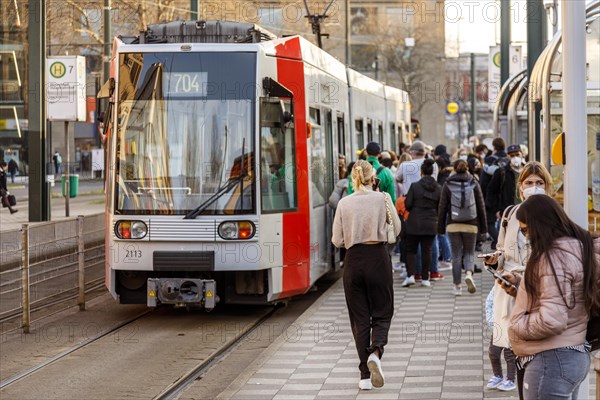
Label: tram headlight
xmin=115 ymin=220 xmax=147 ymax=239
xmin=131 ymin=221 xmax=148 ymax=239
xmin=218 ymin=221 xmax=255 ymax=240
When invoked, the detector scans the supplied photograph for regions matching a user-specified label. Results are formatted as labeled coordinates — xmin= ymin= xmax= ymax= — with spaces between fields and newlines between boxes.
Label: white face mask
xmin=459 ymin=155 xmax=468 ymax=161
xmin=523 ymin=186 xmax=545 ymax=199
xmin=511 ymin=156 xmax=523 ymax=167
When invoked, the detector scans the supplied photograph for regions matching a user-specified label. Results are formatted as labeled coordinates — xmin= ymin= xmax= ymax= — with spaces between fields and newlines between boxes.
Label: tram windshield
xmin=114 ymin=52 xmax=256 ymax=215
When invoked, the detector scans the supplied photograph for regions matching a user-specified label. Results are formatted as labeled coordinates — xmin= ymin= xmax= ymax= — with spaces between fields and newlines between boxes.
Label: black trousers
xmin=404 ymin=234 xmax=435 ymax=280
xmin=343 ymin=243 xmax=394 ymax=379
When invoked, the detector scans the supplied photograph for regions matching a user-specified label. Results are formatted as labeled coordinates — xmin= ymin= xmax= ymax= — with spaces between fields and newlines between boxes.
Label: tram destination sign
xmin=46 ymin=56 xmax=86 ymax=121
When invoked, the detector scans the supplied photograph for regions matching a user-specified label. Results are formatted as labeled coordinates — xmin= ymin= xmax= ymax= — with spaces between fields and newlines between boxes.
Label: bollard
xmin=21 ymin=224 xmax=30 ymax=334
xmin=595 ymin=352 xmax=600 ymax=400
xmin=77 ymin=216 xmax=85 ymax=311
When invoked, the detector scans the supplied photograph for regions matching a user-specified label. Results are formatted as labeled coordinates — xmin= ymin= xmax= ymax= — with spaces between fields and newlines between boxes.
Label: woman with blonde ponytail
xmin=332 ymin=160 xmax=401 ymax=391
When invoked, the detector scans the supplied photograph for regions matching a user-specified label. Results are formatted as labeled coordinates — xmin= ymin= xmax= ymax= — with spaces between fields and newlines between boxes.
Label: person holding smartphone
xmin=498 ymin=195 xmax=600 ymax=400
xmin=482 ymin=161 xmax=554 ymax=397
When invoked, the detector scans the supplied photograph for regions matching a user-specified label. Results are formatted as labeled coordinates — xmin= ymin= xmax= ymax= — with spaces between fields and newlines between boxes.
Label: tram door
xmin=309 ymin=107 xmax=334 ymax=281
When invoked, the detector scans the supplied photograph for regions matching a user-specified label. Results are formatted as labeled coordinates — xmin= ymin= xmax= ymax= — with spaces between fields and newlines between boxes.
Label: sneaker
xmin=474 ymin=266 xmax=482 ymax=273
xmin=399 ymin=271 xmax=408 ymax=279
xmin=358 ymin=378 xmax=373 ymax=390
xmin=421 ymin=280 xmax=431 ymax=287
xmin=465 ymin=274 xmax=477 ymax=294
xmin=9 ymin=209 xmax=18 ymax=214
xmin=497 ymin=379 xmax=516 ymax=391
xmin=486 ymin=375 xmax=504 ymax=389
xmin=367 ymin=353 xmax=384 ymax=388
xmin=438 ymin=260 xmax=452 ymax=270
xmin=452 ymin=286 xmax=462 ymax=296
xmin=401 ymin=276 xmax=415 ymax=287
xmin=392 ymin=262 xmax=405 ymax=272
xmin=414 ymin=274 xmax=422 ymax=282
xmin=430 ymin=272 xmax=444 ymax=281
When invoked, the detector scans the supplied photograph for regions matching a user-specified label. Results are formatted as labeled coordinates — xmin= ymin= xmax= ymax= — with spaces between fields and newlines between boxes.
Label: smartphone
xmin=476 ymin=253 xmax=495 ymax=259
xmin=476 ymin=250 xmax=504 ymax=259
xmin=484 ymin=265 xmax=514 ymax=288
xmin=373 ymin=177 xmax=381 ymax=191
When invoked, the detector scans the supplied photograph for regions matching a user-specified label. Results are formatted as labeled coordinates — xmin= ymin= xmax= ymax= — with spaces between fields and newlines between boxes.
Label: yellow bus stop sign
xmin=447 ymin=101 xmax=460 ymax=115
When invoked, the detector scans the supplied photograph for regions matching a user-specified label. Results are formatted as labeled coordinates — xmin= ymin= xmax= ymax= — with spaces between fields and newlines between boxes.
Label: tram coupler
xmin=147 ymin=278 xmax=218 ymax=310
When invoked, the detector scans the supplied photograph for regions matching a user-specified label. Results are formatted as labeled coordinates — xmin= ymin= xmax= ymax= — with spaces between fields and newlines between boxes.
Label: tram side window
xmin=390 ymin=123 xmax=397 ymax=154
xmin=355 ymin=119 xmax=364 ymax=150
xmin=260 ymin=99 xmax=297 ymax=213
xmin=377 ymin=123 xmax=383 ymax=146
xmin=309 ymin=107 xmax=327 ymax=207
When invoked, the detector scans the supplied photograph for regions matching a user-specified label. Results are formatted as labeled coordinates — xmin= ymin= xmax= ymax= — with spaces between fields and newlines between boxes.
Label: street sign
xmin=47 ymin=56 xmax=86 ymax=121
xmin=446 ymin=101 xmax=460 ymax=115
xmin=488 ymin=45 xmax=523 ymax=111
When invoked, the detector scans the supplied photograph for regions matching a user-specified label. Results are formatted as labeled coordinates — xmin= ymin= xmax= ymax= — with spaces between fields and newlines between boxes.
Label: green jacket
xmin=347 ymin=156 xmax=396 ymax=203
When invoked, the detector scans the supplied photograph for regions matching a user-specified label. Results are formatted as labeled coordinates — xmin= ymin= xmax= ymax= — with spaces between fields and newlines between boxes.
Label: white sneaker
xmin=367 ymin=353 xmax=384 ymax=388
xmin=392 ymin=262 xmax=405 ymax=272
xmin=358 ymin=378 xmax=372 ymax=390
xmin=421 ymin=280 xmax=431 ymax=287
xmin=399 ymin=271 xmax=407 ymax=279
xmin=452 ymin=286 xmax=462 ymax=296
xmin=401 ymin=276 xmax=415 ymax=287
xmin=465 ymin=274 xmax=477 ymax=294
xmin=438 ymin=260 xmax=452 ymax=270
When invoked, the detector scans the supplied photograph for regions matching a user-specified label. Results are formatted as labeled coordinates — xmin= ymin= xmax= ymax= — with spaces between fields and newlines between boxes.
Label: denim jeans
xmin=522 ymin=348 xmax=590 ymax=400
xmin=437 ymin=233 xmax=452 ymax=261
xmin=416 ymin=237 xmax=439 ymax=274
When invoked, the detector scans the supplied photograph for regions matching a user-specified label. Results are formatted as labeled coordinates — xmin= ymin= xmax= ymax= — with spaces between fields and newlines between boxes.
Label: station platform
xmin=219 ymin=263 xmax=597 ymax=400
xmin=0 ymin=178 xmax=105 ymax=232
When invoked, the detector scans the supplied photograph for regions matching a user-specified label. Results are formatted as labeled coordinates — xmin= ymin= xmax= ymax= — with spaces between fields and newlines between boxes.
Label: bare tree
xmin=376 ymin=23 xmax=444 ymax=117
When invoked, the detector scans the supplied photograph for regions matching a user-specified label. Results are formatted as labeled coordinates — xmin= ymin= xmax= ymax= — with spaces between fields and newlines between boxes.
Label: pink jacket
xmin=509 ymin=237 xmax=589 ymax=356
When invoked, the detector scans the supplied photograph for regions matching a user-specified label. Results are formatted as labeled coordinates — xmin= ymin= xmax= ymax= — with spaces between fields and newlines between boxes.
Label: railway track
xmin=0 ymin=309 xmax=153 ymax=389
xmin=0 ymin=302 xmax=285 ymax=399
xmin=0 ymin=272 xmax=341 ymax=399
xmin=153 ymin=305 xmax=279 ymax=400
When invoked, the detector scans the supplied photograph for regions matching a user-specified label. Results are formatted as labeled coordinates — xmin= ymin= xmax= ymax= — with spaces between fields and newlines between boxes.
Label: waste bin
xmin=61 ymin=175 xmax=79 ymax=198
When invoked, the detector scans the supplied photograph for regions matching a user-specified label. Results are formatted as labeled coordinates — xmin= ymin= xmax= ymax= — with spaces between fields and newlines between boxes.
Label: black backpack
xmin=447 ymin=179 xmax=477 ymax=222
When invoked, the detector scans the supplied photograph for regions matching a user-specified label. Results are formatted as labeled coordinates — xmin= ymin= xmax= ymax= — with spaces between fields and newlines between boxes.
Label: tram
xmin=98 ymin=20 xmax=411 ymax=309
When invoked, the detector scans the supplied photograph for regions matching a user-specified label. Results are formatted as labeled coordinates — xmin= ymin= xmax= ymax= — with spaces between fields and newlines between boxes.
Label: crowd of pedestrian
xmin=330 ymin=136 xmax=599 ymax=397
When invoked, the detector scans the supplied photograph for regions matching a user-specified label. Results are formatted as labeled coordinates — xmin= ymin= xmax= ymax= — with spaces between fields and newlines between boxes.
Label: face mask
xmin=459 ymin=155 xmax=468 ymax=161
xmin=511 ymin=156 xmax=523 ymax=167
xmin=523 ymin=186 xmax=545 ymax=199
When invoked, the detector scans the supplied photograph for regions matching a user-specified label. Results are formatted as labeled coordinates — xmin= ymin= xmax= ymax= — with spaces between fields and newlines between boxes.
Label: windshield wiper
xmin=183 ymin=138 xmax=247 ymax=219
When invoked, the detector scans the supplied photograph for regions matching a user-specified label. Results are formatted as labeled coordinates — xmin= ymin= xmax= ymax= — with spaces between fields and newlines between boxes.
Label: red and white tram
xmin=100 ymin=21 xmax=410 ymax=309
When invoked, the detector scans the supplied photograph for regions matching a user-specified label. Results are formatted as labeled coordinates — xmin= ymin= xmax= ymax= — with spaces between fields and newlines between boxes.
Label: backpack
xmin=447 ymin=179 xmax=477 ymax=222
xmin=483 ymin=153 xmax=509 ymax=176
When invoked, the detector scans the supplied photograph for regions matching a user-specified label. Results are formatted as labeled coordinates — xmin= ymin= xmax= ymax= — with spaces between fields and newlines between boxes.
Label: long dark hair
xmin=516 ymin=195 xmax=600 ymax=314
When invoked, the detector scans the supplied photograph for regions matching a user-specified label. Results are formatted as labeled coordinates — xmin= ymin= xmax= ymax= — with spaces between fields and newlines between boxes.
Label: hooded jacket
xmin=509 ymin=237 xmax=590 ymax=356
xmin=405 ymin=176 xmax=441 ymax=236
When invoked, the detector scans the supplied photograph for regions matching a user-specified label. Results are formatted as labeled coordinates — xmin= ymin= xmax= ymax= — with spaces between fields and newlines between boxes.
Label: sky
xmin=446 ymin=0 xmax=532 ymax=56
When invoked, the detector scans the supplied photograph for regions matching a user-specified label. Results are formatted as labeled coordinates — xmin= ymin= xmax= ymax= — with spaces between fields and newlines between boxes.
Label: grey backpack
xmin=448 ymin=179 xmax=477 ymax=222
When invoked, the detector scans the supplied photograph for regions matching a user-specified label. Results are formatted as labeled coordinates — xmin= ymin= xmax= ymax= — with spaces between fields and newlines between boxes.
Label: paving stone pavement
xmin=221 ymin=262 xmax=597 ymax=400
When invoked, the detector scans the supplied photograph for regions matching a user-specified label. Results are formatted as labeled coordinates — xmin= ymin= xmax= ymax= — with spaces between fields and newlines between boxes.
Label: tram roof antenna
xmin=303 ymin=0 xmax=335 ymax=49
